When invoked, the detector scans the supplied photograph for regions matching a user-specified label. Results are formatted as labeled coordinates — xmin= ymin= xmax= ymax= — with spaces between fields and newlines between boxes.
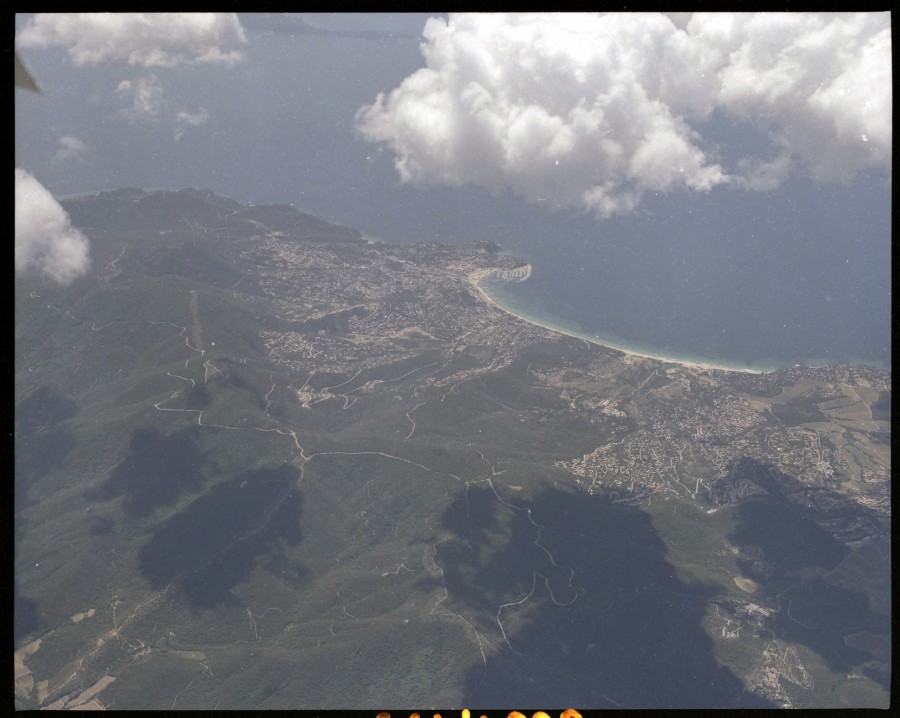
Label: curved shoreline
xmin=468 ymin=269 xmax=765 ymax=375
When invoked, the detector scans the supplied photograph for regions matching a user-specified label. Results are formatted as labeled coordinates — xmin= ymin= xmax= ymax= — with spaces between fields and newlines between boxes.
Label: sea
xmin=21 ymin=20 xmax=891 ymax=372
xmin=475 ymin=172 xmax=892 ymax=372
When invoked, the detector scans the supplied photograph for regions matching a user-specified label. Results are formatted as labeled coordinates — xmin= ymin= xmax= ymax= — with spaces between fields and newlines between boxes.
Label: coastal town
xmin=239 ymin=220 xmax=890 ymax=550
xmin=238 ymin=219 xmax=890 ymax=707
xmin=15 ymin=190 xmax=890 ymax=710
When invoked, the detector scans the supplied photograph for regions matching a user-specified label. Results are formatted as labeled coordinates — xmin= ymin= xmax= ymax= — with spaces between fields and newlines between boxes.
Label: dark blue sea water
xmin=479 ymin=174 xmax=892 ymax=372
xmin=19 ymin=25 xmax=891 ymax=372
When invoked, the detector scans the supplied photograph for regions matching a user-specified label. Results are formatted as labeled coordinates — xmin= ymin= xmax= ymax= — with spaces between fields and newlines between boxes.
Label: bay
xmin=19 ymin=21 xmax=891 ymax=371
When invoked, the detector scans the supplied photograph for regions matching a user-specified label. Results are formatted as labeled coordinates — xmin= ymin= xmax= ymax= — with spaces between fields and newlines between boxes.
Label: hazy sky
xmin=14 ymin=12 xmax=891 ymax=366
xmin=15 ymin=12 xmax=890 ymax=273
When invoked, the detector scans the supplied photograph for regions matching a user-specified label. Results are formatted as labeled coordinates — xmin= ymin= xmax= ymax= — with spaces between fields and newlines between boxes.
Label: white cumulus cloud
xmin=176 ymin=108 xmax=210 ymax=126
xmin=691 ymin=12 xmax=892 ymax=185
xmin=117 ymin=75 xmax=167 ymax=119
xmin=54 ymin=135 xmax=89 ymax=163
xmin=174 ymin=107 xmax=210 ymax=141
xmin=16 ymin=169 xmax=91 ymax=285
xmin=17 ymin=12 xmax=247 ymax=68
xmin=356 ymin=12 xmax=891 ymax=218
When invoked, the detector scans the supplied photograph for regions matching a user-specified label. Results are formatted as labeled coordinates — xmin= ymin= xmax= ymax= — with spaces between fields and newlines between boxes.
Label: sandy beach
xmin=468 ymin=269 xmax=765 ymax=375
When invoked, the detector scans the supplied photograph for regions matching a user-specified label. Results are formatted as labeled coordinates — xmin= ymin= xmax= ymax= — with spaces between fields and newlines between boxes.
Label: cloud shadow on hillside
xmin=138 ymin=463 xmax=305 ymax=607
xmin=89 ymin=426 xmax=208 ymax=517
xmin=436 ymin=485 xmax=774 ymax=709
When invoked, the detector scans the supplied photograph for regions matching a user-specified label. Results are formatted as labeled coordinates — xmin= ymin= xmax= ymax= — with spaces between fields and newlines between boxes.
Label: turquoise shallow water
xmin=480 ymin=277 xmax=778 ymax=372
xmin=471 ymin=172 xmax=891 ymax=374
xmin=479 ymin=274 xmax=883 ymax=373
xmin=474 ymin=175 xmax=890 ymax=373
xmin=52 ymin=182 xmax=888 ymax=373
xmin=28 ymin=28 xmax=887 ymax=374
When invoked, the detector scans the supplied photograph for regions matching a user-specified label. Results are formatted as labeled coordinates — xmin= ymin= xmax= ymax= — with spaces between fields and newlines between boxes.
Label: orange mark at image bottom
xmin=377 ymin=710 xmax=582 ymax=718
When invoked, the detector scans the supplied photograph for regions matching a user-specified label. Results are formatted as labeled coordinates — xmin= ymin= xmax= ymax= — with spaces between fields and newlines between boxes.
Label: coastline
xmin=468 ymin=269 xmax=765 ymax=375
